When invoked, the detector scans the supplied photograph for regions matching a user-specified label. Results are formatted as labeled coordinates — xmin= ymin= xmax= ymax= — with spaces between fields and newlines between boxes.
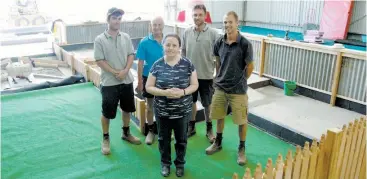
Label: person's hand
xmin=137 ymin=79 xmax=143 ymax=92
xmin=164 ymin=89 xmax=176 ymax=98
xmin=167 ymin=88 xmax=184 ymax=99
xmin=111 ymin=69 xmax=119 ymax=76
xmin=115 ymin=69 xmax=128 ymax=80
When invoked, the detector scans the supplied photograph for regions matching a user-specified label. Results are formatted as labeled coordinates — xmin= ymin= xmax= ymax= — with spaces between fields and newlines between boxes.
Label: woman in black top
xmin=146 ymin=33 xmax=198 ymax=177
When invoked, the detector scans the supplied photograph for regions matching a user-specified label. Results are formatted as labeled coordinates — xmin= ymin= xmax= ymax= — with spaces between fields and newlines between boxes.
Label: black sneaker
xmin=176 ymin=167 xmax=184 ymax=177
xmin=187 ymin=124 xmax=196 ymax=137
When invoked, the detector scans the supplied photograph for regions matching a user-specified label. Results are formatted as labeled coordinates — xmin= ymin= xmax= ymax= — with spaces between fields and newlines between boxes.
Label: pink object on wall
xmin=319 ymin=0 xmax=353 ymax=40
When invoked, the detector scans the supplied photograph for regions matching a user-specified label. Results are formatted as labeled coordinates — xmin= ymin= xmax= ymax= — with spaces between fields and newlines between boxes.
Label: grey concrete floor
xmin=248 ymin=85 xmax=362 ymax=140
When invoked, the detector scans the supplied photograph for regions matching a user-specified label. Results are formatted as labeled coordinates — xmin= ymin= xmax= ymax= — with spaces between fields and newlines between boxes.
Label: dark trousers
xmin=156 ymin=114 xmax=190 ymax=168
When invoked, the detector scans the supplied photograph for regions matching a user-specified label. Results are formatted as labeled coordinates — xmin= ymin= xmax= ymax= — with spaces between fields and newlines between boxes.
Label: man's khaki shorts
xmin=210 ymin=89 xmax=248 ymax=125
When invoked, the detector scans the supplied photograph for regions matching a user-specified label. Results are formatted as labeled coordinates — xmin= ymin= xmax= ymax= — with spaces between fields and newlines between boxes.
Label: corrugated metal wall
xmin=348 ymin=0 xmax=366 ymax=35
xmin=338 ymin=57 xmax=366 ymax=102
xmin=163 ymin=25 xmax=175 ymax=35
xmin=65 ymin=21 xmax=150 ymax=44
xmin=248 ymin=39 xmax=261 ymax=72
xmin=244 ymin=0 xmax=365 ymax=36
xmin=244 ymin=1 xmax=324 ymax=33
xmin=166 ymin=0 xmax=244 ymax=27
xmin=165 ymin=1 xmax=364 ymax=36
xmin=264 ymin=43 xmax=336 ymax=93
xmin=205 ymin=1 xmax=245 ymax=23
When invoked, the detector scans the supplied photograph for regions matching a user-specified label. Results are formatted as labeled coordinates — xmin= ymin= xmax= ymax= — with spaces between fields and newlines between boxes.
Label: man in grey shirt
xmin=182 ymin=4 xmax=220 ymax=143
xmin=94 ymin=7 xmax=141 ymax=155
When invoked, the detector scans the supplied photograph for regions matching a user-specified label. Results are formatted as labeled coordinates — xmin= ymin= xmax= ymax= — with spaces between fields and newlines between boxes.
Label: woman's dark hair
xmin=163 ymin=33 xmax=181 ymax=47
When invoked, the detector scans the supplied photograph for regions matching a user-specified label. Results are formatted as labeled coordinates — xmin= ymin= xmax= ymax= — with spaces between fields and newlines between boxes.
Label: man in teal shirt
xmin=136 ymin=16 xmax=164 ymax=145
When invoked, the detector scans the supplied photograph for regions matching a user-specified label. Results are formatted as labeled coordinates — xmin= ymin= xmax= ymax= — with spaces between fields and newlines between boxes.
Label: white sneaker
xmin=145 ymin=131 xmax=155 ymax=145
xmin=101 ymin=139 xmax=110 ymax=155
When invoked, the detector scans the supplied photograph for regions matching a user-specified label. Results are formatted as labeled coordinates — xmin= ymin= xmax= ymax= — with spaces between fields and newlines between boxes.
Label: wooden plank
xmin=33 ymin=62 xmax=58 ymax=68
xmin=85 ymin=65 xmax=90 ymax=82
xmin=134 ymin=97 xmax=146 ymax=134
xmin=259 ymin=39 xmax=266 ymax=77
xmin=232 ymin=173 xmax=239 ymax=179
xmin=354 ymin=119 xmax=366 ymax=179
xmin=358 ymin=150 xmax=366 ymax=179
xmin=241 ymin=32 xmax=264 ymax=41
xmin=315 ymin=134 xmax=326 ymax=179
xmin=73 ymin=57 xmax=89 ymax=80
xmin=308 ymin=139 xmax=319 ymax=179
xmin=327 ymin=127 xmax=344 ymax=179
xmin=263 ymin=38 xmax=340 ymax=55
xmin=340 ymin=123 xmax=354 ymax=178
xmin=33 ymin=62 xmax=69 ymax=68
xmin=341 ymin=49 xmax=367 ymax=60
xmin=70 ymin=55 xmax=76 ymax=75
xmin=293 ymin=145 xmax=302 ymax=179
xmin=53 ymin=42 xmax=62 ymax=61
xmin=300 ymin=142 xmax=310 ymax=179
xmin=31 ymin=58 xmax=67 ymax=65
xmin=264 ymin=158 xmax=273 ymax=179
xmin=274 ymin=154 xmax=284 ymax=179
xmin=330 ymin=52 xmax=343 ymax=106
xmin=33 ymin=74 xmax=64 ymax=79
xmin=324 ymin=128 xmax=342 ymax=178
xmin=243 ymin=168 xmax=252 ymax=179
xmin=88 ymin=67 xmax=101 ymax=88
xmin=254 ymin=163 xmax=263 ymax=179
xmin=350 ymin=119 xmax=365 ymax=179
xmin=284 ymin=150 xmax=293 ymax=179
xmin=333 ymin=125 xmax=348 ymax=179
xmin=61 ymin=49 xmax=73 ymax=66
xmin=345 ymin=120 xmax=361 ymax=178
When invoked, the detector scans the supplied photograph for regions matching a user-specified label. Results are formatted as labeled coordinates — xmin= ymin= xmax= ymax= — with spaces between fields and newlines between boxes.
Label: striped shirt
xmin=150 ymin=57 xmax=195 ymax=119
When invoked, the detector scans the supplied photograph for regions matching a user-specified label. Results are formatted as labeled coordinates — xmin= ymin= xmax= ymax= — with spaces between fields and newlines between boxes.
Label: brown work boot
xmin=101 ymin=138 xmax=110 ymax=155
xmin=205 ymin=137 xmax=222 ymax=155
xmin=187 ymin=121 xmax=196 ymax=137
xmin=145 ymin=131 xmax=155 ymax=145
xmin=122 ymin=126 xmax=142 ymax=145
xmin=237 ymin=147 xmax=247 ymax=166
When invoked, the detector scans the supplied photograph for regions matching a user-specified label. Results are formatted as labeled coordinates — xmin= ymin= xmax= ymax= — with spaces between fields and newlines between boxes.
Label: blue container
xmin=362 ymin=35 xmax=366 ymax=43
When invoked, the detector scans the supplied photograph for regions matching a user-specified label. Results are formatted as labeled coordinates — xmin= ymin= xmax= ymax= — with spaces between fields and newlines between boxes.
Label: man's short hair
xmin=226 ymin=11 xmax=238 ymax=21
xmin=193 ymin=4 xmax=207 ymax=14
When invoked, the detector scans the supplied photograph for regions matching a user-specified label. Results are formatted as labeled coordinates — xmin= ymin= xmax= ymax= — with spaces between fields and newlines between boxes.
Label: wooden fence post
xmin=315 ymin=134 xmax=326 ymax=179
xmin=330 ymin=52 xmax=343 ymax=106
xmin=324 ymin=128 xmax=343 ymax=179
xmin=350 ymin=118 xmax=366 ymax=179
xmin=259 ymin=38 xmax=266 ymax=77
xmin=300 ymin=142 xmax=311 ymax=179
